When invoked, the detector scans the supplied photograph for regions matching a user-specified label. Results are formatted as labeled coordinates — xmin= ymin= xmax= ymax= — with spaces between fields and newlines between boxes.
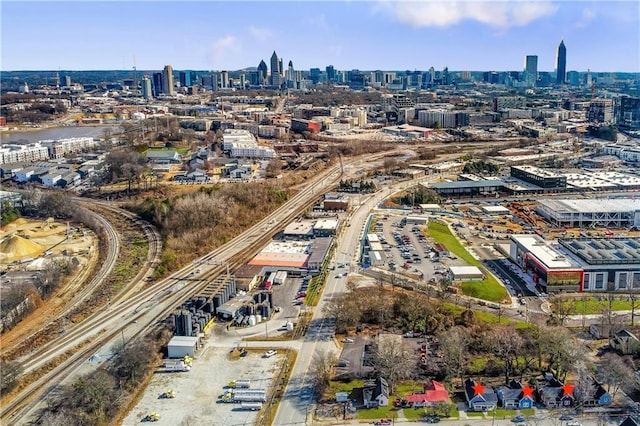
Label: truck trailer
xmin=240 ymin=402 xmax=263 ymax=411
xmin=228 ymin=379 xmax=251 ymax=388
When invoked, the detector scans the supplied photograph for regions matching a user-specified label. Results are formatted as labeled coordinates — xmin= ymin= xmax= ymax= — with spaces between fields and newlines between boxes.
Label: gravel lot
xmin=122 ymin=340 xmax=285 ymax=425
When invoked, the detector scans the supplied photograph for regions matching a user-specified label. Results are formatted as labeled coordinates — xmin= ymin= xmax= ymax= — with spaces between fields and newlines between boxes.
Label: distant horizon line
xmin=3 ymin=68 xmax=639 ymax=75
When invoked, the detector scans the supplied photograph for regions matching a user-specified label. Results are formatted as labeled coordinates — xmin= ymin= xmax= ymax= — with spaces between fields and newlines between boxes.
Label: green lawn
xmin=329 ymin=379 xmax=364 ymax=393
xmin=330 ymin=380 xmax=452 ymax=421
xmin=428 ymin=221 xmax=508 ymax=303
xmin=569 ymin=298 xmax=633 ymax=314
xmin=466 ymin=411 xmax=485 ymax=417
xmin=443 ymin=303 xmax=531 ymax=329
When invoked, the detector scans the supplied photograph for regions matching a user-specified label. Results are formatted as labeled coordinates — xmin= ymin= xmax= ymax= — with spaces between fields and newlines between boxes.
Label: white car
xmin=263 ymin=350 xmax=277 ymax=358
xmin=343 ymin=338 xmax=354 ymax=343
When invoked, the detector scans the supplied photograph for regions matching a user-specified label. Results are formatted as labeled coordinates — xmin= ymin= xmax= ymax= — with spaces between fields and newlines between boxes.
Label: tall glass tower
xmin=556 ymin=40 xmax=567 ymax=84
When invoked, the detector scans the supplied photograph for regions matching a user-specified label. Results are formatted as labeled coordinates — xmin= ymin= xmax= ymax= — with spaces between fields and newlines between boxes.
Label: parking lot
xmin=367 ymin=213 xmax=469 ymax=283
xmin=122 ymin=343 xmax=285 ymax=425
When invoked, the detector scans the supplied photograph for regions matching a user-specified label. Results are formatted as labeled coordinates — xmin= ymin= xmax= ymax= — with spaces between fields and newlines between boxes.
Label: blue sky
xmin=2 ymin=1 xmax=639 ymax=72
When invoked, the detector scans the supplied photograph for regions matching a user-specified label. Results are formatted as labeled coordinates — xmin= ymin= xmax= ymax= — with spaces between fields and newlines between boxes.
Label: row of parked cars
xmin=293 ymin=276 xmax=310 ymax=306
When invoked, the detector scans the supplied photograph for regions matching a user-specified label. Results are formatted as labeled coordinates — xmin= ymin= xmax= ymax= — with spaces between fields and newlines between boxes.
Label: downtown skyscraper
xmin=524 ymin=55 xmax=538 ymax=87
xmin=556 ymin=40 xmax=567 ymax=84
xmin=162 ymin=65 xmax=175 ymax=95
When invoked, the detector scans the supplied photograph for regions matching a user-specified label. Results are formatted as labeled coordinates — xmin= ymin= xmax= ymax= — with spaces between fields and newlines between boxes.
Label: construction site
xmin=0 ymin=217 xmax=95 ymax=269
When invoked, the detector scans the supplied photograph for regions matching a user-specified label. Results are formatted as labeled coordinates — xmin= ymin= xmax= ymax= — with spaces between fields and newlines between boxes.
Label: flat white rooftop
xmin=449 ymin=266 xmax=484 ymax=277
xmin=482 ymin=205 xmax=510 ymax=214
xmin=511 ymin=234 xmax=577 ymax=269
xmin=538 ymin=198 xmax=640 ymax=214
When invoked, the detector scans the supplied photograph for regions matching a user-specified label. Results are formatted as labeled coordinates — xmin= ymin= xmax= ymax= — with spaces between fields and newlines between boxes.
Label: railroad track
xmin=0 ymin=206 xmax=120 ymax=358
xmin=3 ymin=150 xmax=399 ymax=423
xmin=1 ymin=162 xmax=344 ymax=423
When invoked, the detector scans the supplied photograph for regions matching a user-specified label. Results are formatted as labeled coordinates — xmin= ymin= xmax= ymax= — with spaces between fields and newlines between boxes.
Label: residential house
xmin=362 ymin=377 xmax=389 ymax=408
xmin=39 ymin=172 xmax=62 ymax=187
xmin=611 ymin=329 xmax=640 ymax=355
xmin=464 ymin=379 xmax=498 ymax=412
xmin=496 ymin=381 xmax=535 ymax=409
xmin=145 ymin=150 xmax=181 ymax=164
xmin=404 ymin=380 xmax=451 ymax=408
xmin=14 ymin=167 xmax=38 ymax=183
xmin=0 ymin=163 xmax=23 ymax=180
xmin=574 ymin=378 xmax=612 ymax=408
xmin=590 ymin=323 xmax=624 ymax=340
xmin=186 ymin=169 xmax=208 ymax=183
xmin=227 ymin=164 xmax=253 ymax=179
xmin=536 ymin=377 xmax=574 ymax=408
xmin=58 ymin=171 xmax=81 ymax=188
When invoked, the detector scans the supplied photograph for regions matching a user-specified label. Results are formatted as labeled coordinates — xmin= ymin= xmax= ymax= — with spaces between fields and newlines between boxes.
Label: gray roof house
xmin=145 ymin=150 xmax=181 ymax=164
xmin=611 ymin=329 xmax=640 ymax=355
xmin=464 ymin=379 xmax=498 ymax=412
xmin=362 ymin=377 xmax=389 ymax=408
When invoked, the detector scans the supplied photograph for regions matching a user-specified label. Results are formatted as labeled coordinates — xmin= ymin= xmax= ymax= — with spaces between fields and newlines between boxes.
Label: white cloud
xmin=249 ymin=26 xmax=273 ymax=42
xmin=307 ymin=13 xmax=328 ymax=30
xmin=210 ymin=35 xmax=238 ymax=63
xmin=375 ymin=1 xmax=558 ymax=29
xmin=575 ymin=7 xmax=596 ymax=28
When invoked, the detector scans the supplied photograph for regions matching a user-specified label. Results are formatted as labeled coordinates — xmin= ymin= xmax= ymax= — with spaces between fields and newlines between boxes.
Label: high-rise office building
xmin=556 ymin=40 xmax=567 ymax=84
xmin=257 ymin=60 xmax=268 ymax=85
xmin=326 ymin=65 xmax=335 ymax=82
xmin=524 ymin=55 xmax=538 ymax=87
xmin=270 ymin=51 xmax=281 ymax=86
xmin=615 ymin=96 xmax=640 ymax=130
xmin=287 ymin=60 xmax=295 ymax=87
xmin=162 ymin=65 xmax=175 ymax=95
xmin=141 ymin=76 xmax=153 ymax=99
xmin=220 ymin=71 xmax=229 ymax=89
xmin=179 ymin=70 xmax=193 ymax=88
xmin=64 ymin=75 xmax=72 ymax=87
xmin=152 ymin=72 xmax=163 ymax=97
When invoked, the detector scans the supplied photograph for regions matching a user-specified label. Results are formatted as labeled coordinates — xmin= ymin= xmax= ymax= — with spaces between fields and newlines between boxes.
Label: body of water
xmin=0 ymin=125 xmax=119 ymax=144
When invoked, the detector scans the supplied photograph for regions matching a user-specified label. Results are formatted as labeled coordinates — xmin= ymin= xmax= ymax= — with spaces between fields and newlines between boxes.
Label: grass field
xmin=443 ymin=302 xmax=532 ymax=329
xmin=427 ymin=221 xmax=509 ymax=303
xmin=568 ymin=297 xmax=633 ymax=314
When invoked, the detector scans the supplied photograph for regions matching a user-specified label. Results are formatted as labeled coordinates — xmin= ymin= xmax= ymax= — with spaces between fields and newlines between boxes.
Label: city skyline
xmin=1 ymin=1 xmax=639 ymax=72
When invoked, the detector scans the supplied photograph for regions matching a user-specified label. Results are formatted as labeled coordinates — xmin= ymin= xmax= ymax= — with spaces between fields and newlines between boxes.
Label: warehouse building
xmin=558 ymin=238 xmax=640 ymax=292
xmin=449 ymin=266 xmax=484 ymax=281
xmin=536 ymin=199 xmax=640 ymax=228
xmin=167 ymin=336 xmax=200 ymax=358
xmin=509 ymin=235 xmax=584 ymax=291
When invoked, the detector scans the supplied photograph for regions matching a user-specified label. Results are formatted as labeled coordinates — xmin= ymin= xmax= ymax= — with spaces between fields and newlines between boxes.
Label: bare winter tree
xmin=0 ymin=360 xmax=24 ymax=394
xmin=549 ymin=295 xmax=576 ymax=326
xmin=371 ymin=334 xmax=416 ymax=394
xmin=542 ymin=327 xmax=585 ymax=382
xmin=437 ymin=326 xmax=470 ymax=387
xmin=573 ymin=360 xmax=597 ymax=413
xmin=310 ymin=350 xmax=338 ymax=397
xmin=597 ymin=353 xmax=634 ymax=400
xmin=486 ymin=325 xmax=524 ymax=384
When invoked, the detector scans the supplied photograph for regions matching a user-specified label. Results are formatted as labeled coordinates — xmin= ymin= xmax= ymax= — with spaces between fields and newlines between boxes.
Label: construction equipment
xmin=143 ymin=412 xmax=160 ymax=422
xmin=159 ymin=389 xmax=176 ymax=399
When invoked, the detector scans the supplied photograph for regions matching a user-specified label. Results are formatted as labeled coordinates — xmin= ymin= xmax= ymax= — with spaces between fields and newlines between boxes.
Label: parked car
xmin=342 ymin=338 xmax=354 ymax=343
xmin=263 ymin=350 xmax=277 ymax=358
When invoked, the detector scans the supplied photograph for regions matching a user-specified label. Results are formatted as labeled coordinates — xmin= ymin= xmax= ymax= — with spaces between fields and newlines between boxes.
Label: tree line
xmin=128 ymin=183 xmax=290 ymax=274
xmin=322 ymin=286 xmax=637 ymax=404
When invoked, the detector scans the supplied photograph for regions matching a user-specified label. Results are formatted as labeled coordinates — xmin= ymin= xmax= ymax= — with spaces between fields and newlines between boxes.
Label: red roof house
xmin=405 ymin=381 xmax=451 ymax=407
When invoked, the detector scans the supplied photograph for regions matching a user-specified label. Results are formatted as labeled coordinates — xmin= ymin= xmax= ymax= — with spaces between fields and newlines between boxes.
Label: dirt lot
xmin=0 ymin=218 xmax=95 ymax=267
xmin=122 ymin=340 xmax=286 ymax=425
